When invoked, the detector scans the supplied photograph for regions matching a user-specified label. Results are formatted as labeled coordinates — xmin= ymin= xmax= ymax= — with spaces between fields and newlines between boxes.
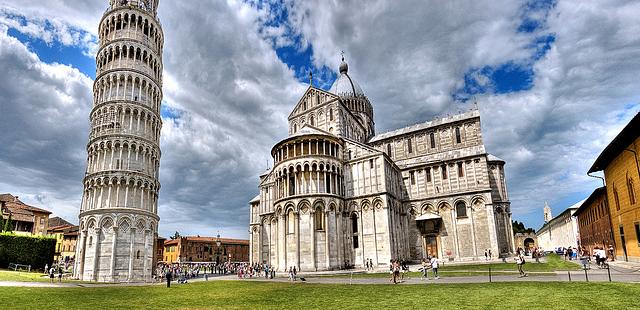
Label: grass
xmin=314 ymin=254 xmax=578 ymax=279
xmin=0 ymin=269 xmax=50 ymax=282
xmin=0 ymin=280 xmax=638 ymax=309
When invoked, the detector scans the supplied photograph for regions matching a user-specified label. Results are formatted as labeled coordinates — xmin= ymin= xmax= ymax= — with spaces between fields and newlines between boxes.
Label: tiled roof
xmin=369 ymin=109 xmax=480 ymax=143
xmin=49 ymin=216 xmax=73 ymax=227
xmin=183 ymin=236 xmax=250 ymax=245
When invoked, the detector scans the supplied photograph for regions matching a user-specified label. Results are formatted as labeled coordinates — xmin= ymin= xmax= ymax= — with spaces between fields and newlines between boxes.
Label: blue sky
xmin=0 ymin=0 xmax=638 ymax=237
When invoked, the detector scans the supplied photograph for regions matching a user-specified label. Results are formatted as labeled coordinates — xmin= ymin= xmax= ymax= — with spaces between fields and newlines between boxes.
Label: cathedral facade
xmin=74 ymin=0 xmax=163 ymax=282
xmin=249 ymin=58 xmax=514 ymax=271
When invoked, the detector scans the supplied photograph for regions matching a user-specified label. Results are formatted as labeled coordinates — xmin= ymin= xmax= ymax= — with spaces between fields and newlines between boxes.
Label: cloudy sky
xmin=0 ymin=0 xmax=638 ymax=238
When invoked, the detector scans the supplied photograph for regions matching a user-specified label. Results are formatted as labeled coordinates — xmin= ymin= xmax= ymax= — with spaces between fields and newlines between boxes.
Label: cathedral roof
xmin=250 ymin=195 xmax=260 ymax=203
xmin=370 ymin=109 xmax=480 ymax=143
xmin=329 ymin=58 xmax=365 ymax=98
xmin=487 ymin=154 xmax=505 ymax=163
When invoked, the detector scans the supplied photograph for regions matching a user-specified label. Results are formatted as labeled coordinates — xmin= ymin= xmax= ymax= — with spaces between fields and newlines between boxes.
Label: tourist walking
xmin=392 ymin=260 xmax=400 ymax=284
xmin=49 ymin=266 xmax=55 ymax=283
xmin=57 ymin=266 xmax=63 ymax=283
xmin=420 ymin=258 xmax=429 ymax=280
xmin=430 ymin=256 xmax=439 ymax=279
xmin=515 ymin=252 xmax=527 ymax=277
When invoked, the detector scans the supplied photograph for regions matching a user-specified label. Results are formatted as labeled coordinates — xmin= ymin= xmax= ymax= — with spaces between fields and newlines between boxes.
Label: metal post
xmin=568 ymin=271 xmax=571 ymax=282
xmin=584 ymin=268 xmax=589 ymax=282
xmin=489 ymin=266 xmax=492 ymax=283
xmin=607 ymin=265 xmax=611 ymax=282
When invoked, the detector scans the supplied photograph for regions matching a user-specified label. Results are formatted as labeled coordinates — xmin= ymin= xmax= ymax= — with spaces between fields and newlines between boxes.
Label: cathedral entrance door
xmin=424 ymin=235 xmax=438 ymax=258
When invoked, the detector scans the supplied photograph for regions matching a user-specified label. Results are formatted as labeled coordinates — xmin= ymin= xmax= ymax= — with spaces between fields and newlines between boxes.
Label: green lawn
xmin=0 ymin=281 xmax=638 ymax=309
xmin=315 ymin=254 xmax=577 ymax=279
xmin=0 ymin=269 xmax=50 ymax=282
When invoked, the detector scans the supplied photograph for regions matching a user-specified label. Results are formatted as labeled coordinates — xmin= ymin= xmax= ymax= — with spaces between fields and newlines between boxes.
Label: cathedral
xmin=248 ymin=57 xmax=514 ymax=271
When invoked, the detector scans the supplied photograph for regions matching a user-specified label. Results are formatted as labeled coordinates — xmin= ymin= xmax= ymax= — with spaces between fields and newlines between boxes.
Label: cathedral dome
xmin=329 ymin=58 xmax=365 ymax=97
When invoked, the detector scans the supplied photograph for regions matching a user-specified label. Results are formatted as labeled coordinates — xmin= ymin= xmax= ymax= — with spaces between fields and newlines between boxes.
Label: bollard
xmin=568 ymin=271 xmax=571 ymax=282
xmin=607 ymin=265 xmax=611 ymax=282
xmin=350 ymin=271 xmax=353 ymax=285
xmin=489 ymin=266 xmax=492 ymax=283
xmin=584 ymin=268 xmax=589 ymax=282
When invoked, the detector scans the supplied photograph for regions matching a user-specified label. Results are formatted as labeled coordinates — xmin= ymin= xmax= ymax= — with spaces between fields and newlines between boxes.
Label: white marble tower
xmin=74 ymin=0 xmax=163 ymax=282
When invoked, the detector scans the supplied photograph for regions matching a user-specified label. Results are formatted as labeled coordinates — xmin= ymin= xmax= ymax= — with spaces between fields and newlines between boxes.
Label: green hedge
xmin=0 ymin=232 xmax=56 ymax=270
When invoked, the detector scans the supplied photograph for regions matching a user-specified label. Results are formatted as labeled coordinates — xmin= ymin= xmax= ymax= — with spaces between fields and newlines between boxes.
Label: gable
xmin=288 ymin=86 xmax=339 ymax=119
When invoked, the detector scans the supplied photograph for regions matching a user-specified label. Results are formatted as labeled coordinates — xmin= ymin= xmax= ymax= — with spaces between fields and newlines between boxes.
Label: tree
xmin=0 ymin=215 xmax=4 ymax=232
xmin=3 ymin=213 xmax=12 ymax=232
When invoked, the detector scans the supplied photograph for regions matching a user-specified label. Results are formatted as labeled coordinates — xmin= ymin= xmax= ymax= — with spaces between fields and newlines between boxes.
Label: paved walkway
xmin=2 ymin=258 xmax=639 ymax=287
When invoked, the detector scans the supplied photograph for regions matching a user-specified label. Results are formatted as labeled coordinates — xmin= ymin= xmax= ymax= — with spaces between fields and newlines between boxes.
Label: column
xmin=325 ymin=211 xmax=330 ymax=269
xmin=110 ymin=227 xmax=118 ymax=281
xmin=311 ymin=210 xmax=316 ymax=271
xmin=128 ymin=228 xmax=135 ymax=281
xmin=295 ymin=212 xmax=300 ymax=269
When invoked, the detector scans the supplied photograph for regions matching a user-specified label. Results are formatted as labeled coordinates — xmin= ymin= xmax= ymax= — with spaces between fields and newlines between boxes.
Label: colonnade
xmin=96 ymin=43 xmax=162 ymax=81
xmin=273 ymin=138 xmax=341 ymax=163
xmin=86 ymin=139 xmax=160 ymax=178
xmin=94 ymin=72 xmax=161 ymax=110
xmin=89 ymin=105 xmax=161 ymax=142
xmin=100 ymin=9 xmax=162 ymax=52
xmin=274 ymin=163 xmax=343 ymax=199
xmin=82 ymin=176 xmax=159 ymax=213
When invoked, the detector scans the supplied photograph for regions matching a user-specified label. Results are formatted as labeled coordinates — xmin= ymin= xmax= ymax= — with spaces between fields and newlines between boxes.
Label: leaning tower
xmin=74 ymin=0 xmax=163 ymax=282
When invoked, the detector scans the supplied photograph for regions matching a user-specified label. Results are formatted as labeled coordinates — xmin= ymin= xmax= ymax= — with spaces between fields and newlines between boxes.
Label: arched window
xmin=628 ymin=176 xmax=636 ymax=205
xmin=387 ymin=144 xmax=392 ymax=156
xmin=430 ymin=133 xmax=436 ymax=148
xmin=441 ymin=164 xmax=448 ymax=179
xmin=136 ymin=250 xmax=141 ymax=259
xmin=613 ymin=185 xmax=621 ymax=210
xmin=293 ymin=124 xmax=297 ymax=133
xmin=455 ymin=127 xmax=461 ymax=144
xmin=407 ymin=138 xmax=413 ymax=153
xmin=456 ymin=201 xmax=467 ymax=218
xmin=315 ymin=207 xmax=324 ymax=230
xmin=88 ymin=236 xmax=93 ymax=247
xmin=310 ymin=116 xmax=315 ymax=126
xmin=457 ymin=162 xmax=464 ymax=177
xmin=351 ymin=213 xmax=359 ymax=248
xmin=329 ymin=109 xmax=334 ymax=121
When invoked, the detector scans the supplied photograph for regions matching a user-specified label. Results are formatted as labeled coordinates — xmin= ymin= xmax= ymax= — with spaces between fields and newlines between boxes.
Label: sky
xmin=0 ymin=0 xmax=638 ymax=238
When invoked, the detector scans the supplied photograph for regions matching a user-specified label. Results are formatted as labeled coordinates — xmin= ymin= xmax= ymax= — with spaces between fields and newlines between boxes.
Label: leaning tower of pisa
xmin=74 ymin=0 xmax=163 ymax=282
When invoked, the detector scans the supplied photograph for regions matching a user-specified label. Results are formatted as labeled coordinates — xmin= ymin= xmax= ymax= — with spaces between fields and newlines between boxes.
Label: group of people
xmin=44 ymin=264 xmax=65 ymax=283
xmin=388 ymin=259 xmax=411 ymax=284
xmin=483 ymin=249 xmax=493 ymax=260
xmin=419 ymin=256 xmax=440 ymax=281
xmin=579 ymin=245 xmax=615 ymax=269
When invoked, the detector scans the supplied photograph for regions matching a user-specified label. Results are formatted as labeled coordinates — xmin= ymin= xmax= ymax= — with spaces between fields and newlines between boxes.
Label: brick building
xmin=574 ymin=187 xmax=614 ymax=254
xmin=0 ymin=194 xmax=51 ymax=235
xmin=588 ymin=112 xmax=640 ymax=262
xmin=161 ymin=236 xmax=249 ymax=263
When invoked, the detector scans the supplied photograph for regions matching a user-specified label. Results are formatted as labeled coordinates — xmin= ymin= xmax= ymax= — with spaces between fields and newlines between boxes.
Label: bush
xmin=0 ymin=232 xmax=56 ymax=270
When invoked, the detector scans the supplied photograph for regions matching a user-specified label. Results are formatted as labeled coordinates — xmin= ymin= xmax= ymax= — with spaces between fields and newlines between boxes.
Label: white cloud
xmin=1 ymin=0 xmax=639 ymax=235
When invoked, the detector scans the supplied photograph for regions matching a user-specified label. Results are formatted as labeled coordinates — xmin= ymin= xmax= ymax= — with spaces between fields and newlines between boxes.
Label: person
xmin=608 ymin=245 xmax=615 ymax=261
xmin=421 ymin=258 xmax=429 ymax=280
xmin=580 ymin=247 xmax=590 ymax=270
xmin=292 ymin=266 xmax=297 ymax=281
xmin=484 ymin=249 xmax=488 ymax=261
xmin=515 ymin=252 xmax=527 ymax=277
xmin=49 ymin=266 xmax=55 ymax=283
xmin=165 ymin=270 xmax=172 ymax=288
xmin=57 ymin=266 xmax=63 ymax=283
xmin=488 ymin=249 xmax=492 ymax=260
xmin=392 ymin=260 xmax=400 ymax=284
xmin=44 ymin=264 xmax=48 ymax=275
xmin=288 ymin=267 xmax=293 ymax=281
xmin=430 ymin=256 xmax=439 ymax=279
xmin=389 ymin=260 xmax=394 ymax=283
